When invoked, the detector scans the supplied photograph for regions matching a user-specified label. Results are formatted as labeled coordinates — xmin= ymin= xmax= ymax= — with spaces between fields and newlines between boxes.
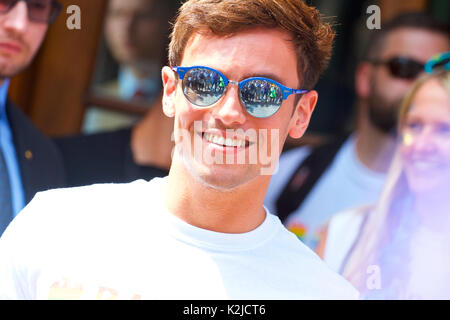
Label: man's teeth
xmin=203 ymin=133 xmax=247 ymax=147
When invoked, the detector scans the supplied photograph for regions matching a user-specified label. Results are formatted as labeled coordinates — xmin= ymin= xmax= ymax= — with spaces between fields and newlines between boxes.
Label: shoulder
xmin=1 ymin=179 xmax=166 ymax=255
xmin=6 ymin=101 xmax=66 ymax=192
xmin=54 ymin=128 xmax=132 ymax=155
xmin=322 ymin=205 xmax=372 ymax=272
xmin=53 ymin=128 xmax=134 ymax=186
xmin=0 ymin=179 xmax=162 ymax=299
xmin=34 ymin=178 xmax=155 ymax=210
xmin=3 ymin=179 xmax=158 ymax=239
xmin=6 ymin=101 xmax=57 ymax=151
xmin=267 ymin=215 xmax=359 ymax=299
xmin=5 ymin=102 xmax=29 ymax=127
xmin=328 ymin=205 xmax=370 ymax=230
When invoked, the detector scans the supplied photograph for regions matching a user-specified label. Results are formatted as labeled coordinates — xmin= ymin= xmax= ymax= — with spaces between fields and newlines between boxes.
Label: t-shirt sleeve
xmin=0 ymin=192 xmax=49 ymax=299
xmin=0 ymin=234 xmax=28 ymax=299
xmin=0 ymin=226 xmax=23 ymax=298
xmin=323 ymin=207 xmax=367 ymax=273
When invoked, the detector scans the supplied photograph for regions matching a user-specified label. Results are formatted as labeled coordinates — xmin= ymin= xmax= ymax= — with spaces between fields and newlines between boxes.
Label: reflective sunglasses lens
xmin=182 ymin=67 xmax=226 ymax=107
xmin=28 ymin=0 xmax=53 ymax=22
xmin=240 ymin=79 xmax=282 ymax=118
xmin=388 ymin=58 xmax=423 ymax=79
xmin=0 ymin=0 xmax=16 ymax=12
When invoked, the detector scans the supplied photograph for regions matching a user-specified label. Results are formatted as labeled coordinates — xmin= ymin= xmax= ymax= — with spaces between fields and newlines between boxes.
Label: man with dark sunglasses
xmin=0 ymin=0 xmax=358 ymax=300
xmin=0 ymin=0 xmax=63 ymax=236
xmin=265 ymin=12 xmax=450 ymax=251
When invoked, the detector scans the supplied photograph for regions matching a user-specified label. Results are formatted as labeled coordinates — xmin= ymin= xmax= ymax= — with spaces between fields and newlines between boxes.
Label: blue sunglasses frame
xmin=424 ymin=52 xmax=450 ymax=74
xmin=172 ymin=65 xmax=308 ymax=117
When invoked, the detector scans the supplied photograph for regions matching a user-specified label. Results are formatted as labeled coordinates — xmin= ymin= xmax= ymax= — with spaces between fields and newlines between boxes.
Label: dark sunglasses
xmin=172 ymin=65 xmax=308 ymax=118
xmin=370 ymin=57 xmax=425 ymax=80
xmin=0 ymin=0 xmax=62 ymax=24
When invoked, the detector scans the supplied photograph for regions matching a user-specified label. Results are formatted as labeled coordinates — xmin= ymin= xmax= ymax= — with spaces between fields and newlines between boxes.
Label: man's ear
xmin=355 ymin=62 xmax=372 ymax=99
xmin=288 ymin=90 xmax=318 ymax=139
xmin=161 ymin=66 xmax=177 ymax=118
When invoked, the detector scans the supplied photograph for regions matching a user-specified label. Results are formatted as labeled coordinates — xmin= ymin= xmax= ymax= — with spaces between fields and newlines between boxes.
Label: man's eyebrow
xmin=240 ymin=72 xmax=293 ymax=87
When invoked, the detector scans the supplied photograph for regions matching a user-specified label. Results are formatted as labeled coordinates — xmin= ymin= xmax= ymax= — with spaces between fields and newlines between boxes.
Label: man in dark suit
xmin=0 ymin=0 xmax=65 ymax=235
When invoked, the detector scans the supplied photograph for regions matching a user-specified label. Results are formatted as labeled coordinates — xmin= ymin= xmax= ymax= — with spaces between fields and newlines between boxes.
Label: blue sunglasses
xmin=424 ymin=52 xmax=450 ymax=74
xmin=172 ymin=65 xmax=308 ymax=118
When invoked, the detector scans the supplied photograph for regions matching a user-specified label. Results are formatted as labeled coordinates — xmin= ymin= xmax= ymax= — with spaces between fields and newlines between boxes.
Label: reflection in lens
xmin=183 ymin=68 xmax=225 ymax=106
xmin=240 ymin=80 xmax=282 ymax=118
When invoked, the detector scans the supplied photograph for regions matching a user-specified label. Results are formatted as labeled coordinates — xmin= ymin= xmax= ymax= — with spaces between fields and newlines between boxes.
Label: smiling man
xmin=0 ymin=0 xmax=358 ymax=299
xmin=0 ymin=0 xmax=64 ymax=236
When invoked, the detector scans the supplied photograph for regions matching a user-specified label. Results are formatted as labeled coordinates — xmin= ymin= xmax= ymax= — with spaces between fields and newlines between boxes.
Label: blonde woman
xmin=318 ymin=67 xmax=450 ymax=299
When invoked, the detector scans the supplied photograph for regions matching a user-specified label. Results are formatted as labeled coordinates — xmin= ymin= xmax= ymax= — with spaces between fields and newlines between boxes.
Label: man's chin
xmin=195 ymin=174 xmax=258 ymax=192
xmin=0 ymin=61 xmax=29 ymax=79
xmin=185 ymin=159 xmax=257 ymax=191
xmin=367 ymin=105 xmax=399 ymax=135
xmin=191 ymin=164 xmax=250 ymax=190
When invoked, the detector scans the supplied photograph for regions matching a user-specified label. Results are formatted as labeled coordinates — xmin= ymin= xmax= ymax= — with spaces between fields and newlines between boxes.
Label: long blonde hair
xmin=342 ymin=69 xmax=450 ymax=296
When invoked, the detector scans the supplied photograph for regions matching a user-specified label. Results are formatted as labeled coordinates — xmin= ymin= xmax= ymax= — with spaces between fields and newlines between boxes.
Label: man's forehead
xmin=380 ymin=27 xmax=450 ymax=62
xmin=180 ymin=28 xmax=298 ymax=78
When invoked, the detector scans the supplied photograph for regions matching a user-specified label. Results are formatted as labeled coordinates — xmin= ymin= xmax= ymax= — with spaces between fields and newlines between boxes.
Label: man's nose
xmin=2 ymin=1 xmax=29 ymax=33
xmin=211 ymin=85 xmax=247 ymax=126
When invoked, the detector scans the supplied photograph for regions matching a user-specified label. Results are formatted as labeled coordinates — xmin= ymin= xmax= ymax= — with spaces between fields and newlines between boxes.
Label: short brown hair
xmin=168 ymin=0 xmax=335 ymax=90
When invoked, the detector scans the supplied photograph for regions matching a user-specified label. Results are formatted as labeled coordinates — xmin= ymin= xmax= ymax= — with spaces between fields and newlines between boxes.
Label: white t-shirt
xmin=324 ymin=208 xmax=450 ymax=299
xmin=406 ymin=226 xmax=450 ymax=299
xmin=0 ymin=178 xmax=358 ymax=300
xmin=322 ymin=207 xmax=367 ymax=273
xmin=264 ymin=136 xmax=386 ymax=249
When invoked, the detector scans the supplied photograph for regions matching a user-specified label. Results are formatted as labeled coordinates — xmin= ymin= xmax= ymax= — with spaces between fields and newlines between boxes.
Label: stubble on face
xmin=170 ymin=29 xmax=301 ymax=192
xmin=0 ymin=13 xmax=47 ymax=79
xmin=367 ymin=77 xmax=403 ymax=135
xmin=0 ymin=37 xmax=32 ymax=78
xmin=174 ymin=122 xmax=284 ymax=191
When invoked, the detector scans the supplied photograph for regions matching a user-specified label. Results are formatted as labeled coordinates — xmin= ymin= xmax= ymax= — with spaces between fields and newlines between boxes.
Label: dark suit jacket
xmin=54 ymin=127 xmax=168 ymax=188
xmin=6 ymin=101 xmax=66 ymax=204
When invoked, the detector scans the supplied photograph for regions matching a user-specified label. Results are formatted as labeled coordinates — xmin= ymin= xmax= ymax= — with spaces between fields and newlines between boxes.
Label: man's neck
xmin=355 ymin=109 xmax=397 ymax=174
xmin=164 ymin=157 xmax=269 ymax=234
xmin=131 ymin=95 xmax=174 ymax=170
